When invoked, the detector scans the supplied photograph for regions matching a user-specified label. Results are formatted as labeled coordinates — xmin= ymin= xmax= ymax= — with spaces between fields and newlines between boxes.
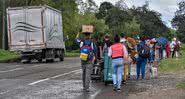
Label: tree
xmin=95 ymin=2 xmax=114 ymax=19
xmin=124 ymin=17 xmax=140 ymax=37
xmin=172 ymin=1 xmax=185 ymax=42
xmin=86 ymin=0 xmax=98 ymax=13
xmin=130 ymin=3 xmax=167 ymax=37
xmin=105 ymin=7 xmax=132 ymax=34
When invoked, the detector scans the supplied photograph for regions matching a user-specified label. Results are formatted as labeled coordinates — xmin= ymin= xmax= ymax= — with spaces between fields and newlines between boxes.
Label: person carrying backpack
xmin=108 ymin=34 xmax=128 ymax=92
xmin=75 ymin=26 xmax=97 ymax=92
xmin=136 ymin=36 xmax=153 ymax=80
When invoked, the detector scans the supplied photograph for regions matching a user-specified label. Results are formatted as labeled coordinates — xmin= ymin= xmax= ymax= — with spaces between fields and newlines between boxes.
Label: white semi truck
xmin=7 ymin=5 xmax=65 ymax=63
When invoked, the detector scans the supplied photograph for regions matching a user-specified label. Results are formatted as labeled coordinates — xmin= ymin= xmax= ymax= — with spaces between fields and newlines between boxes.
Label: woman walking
xmin=108 ymin=34 xmax=128 ymax=92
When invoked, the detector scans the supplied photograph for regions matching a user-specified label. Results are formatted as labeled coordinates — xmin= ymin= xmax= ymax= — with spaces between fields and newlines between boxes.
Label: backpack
xmin=80 ymin=40 xmax=93 ymax=61
xmin=138 ymin=44 xmax=150 ymax=58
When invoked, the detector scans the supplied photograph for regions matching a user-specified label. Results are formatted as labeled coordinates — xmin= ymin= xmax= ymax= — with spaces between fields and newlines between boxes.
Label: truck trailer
xmin=7 ymin=5 xmax=65 ymax=63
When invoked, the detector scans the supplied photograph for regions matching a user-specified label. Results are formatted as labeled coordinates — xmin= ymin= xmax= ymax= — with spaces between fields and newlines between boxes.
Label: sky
xmin=93 ymin=0 xmax=182 ymax=28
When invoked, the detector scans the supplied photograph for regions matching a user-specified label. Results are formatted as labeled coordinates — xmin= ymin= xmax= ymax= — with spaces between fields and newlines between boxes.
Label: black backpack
xmin=138 ymin=44 xmax=150 ymax=58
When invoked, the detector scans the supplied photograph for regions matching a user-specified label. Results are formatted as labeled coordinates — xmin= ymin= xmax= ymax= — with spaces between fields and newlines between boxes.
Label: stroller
xmin=91 ymin=59 xmax=104 ymax=81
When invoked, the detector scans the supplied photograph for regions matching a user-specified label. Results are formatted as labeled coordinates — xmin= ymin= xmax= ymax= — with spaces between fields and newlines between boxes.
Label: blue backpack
xmin=80 ymin=40 xmax=93 ymax=61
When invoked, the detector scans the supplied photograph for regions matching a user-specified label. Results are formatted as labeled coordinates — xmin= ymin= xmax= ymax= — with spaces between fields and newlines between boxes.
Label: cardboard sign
xmin=82 ymin=25 xmax=93 ymax=33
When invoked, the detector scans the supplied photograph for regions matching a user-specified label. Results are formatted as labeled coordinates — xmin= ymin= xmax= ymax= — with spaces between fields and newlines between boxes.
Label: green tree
xmin=162 ymin=28 xmax=177 ymax=40
xmin=172 ymin=1 xmax=185 ymax=42
xmin=95 ymin=2 xmax=114 ymax=19
xmin=124 ymin=17 xmax=140 ymax=37
xmin=130 ymin=3 xmax=167 ymax=37
xmin=105 ymin=7 xmax=132 ymax=34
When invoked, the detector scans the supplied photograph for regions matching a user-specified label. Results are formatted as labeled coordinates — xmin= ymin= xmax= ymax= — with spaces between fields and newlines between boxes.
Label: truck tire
xmin=45 ymin=49 xmax=55 ymax=63
xmin=60 ymin=51 xmax=64 ymax=61
xmin=46 ymin=59 xmax=54 ymax=63
xmin=38 ymin=59 xmax=42 ymax=63
xmin=22 ymin=59 xmax=31 ymax=64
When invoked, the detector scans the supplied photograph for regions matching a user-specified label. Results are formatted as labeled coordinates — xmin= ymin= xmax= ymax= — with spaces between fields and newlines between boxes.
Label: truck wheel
xmin=60 ymin=51 xmax=64 ymax=61
xmin=45 ymin=49 xmax=55 ymax=63
xmin=38 ymin=59 xmax=42 ymax=63
xmin=22 ymin=59 xmax=31 ymax=64
xmin=46 ymin=59 xmax=54 ymax=63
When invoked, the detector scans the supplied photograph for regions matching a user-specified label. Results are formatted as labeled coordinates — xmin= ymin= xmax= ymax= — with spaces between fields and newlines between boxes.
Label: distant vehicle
xmin=7 ymin=5 xmax=65 ymax=63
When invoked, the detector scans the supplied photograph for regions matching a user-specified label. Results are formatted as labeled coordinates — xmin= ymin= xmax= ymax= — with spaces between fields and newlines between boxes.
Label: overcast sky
xmin=93 ymin=0 xmax=182 ymax=28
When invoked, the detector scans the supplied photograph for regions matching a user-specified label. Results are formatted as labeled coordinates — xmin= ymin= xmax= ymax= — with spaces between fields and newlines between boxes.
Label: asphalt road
xmin=0 ymin=57 xmax=137 ymax=99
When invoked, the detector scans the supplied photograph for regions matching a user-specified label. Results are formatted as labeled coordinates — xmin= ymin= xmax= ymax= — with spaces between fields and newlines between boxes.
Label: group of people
xmin=151 ymin=37 xmax=181 ymax=65
xmin=75 ymin=30 xmax=181 ymax=92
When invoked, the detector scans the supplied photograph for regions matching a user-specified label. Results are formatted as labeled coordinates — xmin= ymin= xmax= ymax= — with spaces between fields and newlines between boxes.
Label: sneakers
xmin=83 ymin=88 xmax=90 ymax=92
xmin=117 ymin=88 xmax=121 ymax=92
xmin=122 ymin=80 xmax=126 ymax=85
xmin=113 ymin=84 xmax=117 ymax=91
xmin=113 ymin=87 xmax=117 ymax=91
xmin=128 ymin=74 xmax=131 ymax=80
xmin=86 ymin=89 xmax=90 ymax=92
xmin=113 ymin=86 xmax=121 ymax=92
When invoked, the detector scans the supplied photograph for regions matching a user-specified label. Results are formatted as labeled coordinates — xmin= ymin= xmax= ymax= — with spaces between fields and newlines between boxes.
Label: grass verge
xmin=0 ymin=50 xmax=20 ymax=63
xmin=65 ymin=50 xmax=80 ymax=57
xmin=158 ymin=44 xmax=185 ymax=89
xmin=177 ymin=80 xmax=185 ymax=90
xmin=159 ymin=44 xmax=185 ymax=73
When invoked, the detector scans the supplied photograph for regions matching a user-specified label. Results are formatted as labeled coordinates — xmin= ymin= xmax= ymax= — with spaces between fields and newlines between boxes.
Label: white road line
xmin=31 ymin=64 xmax=45 ymax=68
xmin=89 ymin=89 xmax=102 ymax=99
xmin=28 ymin=69 xmax=81 ymax=85
xmin=15 ymin=65 xmax=20 ymax=67
xmin=28 ymin=78 xmax=50 ymax=85
xmin=0 ymin=68 xmax=23 ymax=73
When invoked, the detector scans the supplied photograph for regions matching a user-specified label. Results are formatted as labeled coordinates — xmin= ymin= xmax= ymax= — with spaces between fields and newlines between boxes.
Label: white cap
xmin=120 ymin=38 xmax=126 ymax=43
xmin=173 ymin=38 xmax=176 ymax=41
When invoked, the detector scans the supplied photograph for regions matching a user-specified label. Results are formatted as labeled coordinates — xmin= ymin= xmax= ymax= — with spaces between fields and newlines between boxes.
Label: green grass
xmin=158 ymin=44 xmax=185 ymax=73
xmin=0 ymin=49 xmax=20 ymax=63
xmin=0 ymin=49 xmax=79 ymax=62
xmin=158 ymin=44 xmax=185 ymax=89
xmin=177 ymin=80 xmax=185 ymax=89
xmin=65 ymin=50 xmax=80 ymax=57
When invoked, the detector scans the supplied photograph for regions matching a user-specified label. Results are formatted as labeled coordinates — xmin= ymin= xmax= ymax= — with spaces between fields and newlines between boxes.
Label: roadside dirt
xmin=127 ymin=72 xmax=185 ymax=99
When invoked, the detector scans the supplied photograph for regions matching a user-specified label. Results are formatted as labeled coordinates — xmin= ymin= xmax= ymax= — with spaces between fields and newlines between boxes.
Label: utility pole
xmin=2 ymin=0 xmax=6 ymax=49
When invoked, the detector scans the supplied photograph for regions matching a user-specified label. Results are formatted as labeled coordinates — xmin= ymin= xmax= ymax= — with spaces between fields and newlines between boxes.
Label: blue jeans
xmin=136 ymin=57 xmax=148 ymax=79
xmin=112 ymin=58 xmax=124 ymax=89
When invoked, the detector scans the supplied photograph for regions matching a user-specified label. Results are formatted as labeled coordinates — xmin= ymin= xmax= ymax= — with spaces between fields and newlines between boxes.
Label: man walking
xmin=75 ymin=25 xmax=97 ymax=92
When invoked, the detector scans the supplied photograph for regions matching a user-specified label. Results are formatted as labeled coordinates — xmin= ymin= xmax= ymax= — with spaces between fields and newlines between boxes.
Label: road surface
xmin=0 ymin=57 xmax=143 ymax=99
